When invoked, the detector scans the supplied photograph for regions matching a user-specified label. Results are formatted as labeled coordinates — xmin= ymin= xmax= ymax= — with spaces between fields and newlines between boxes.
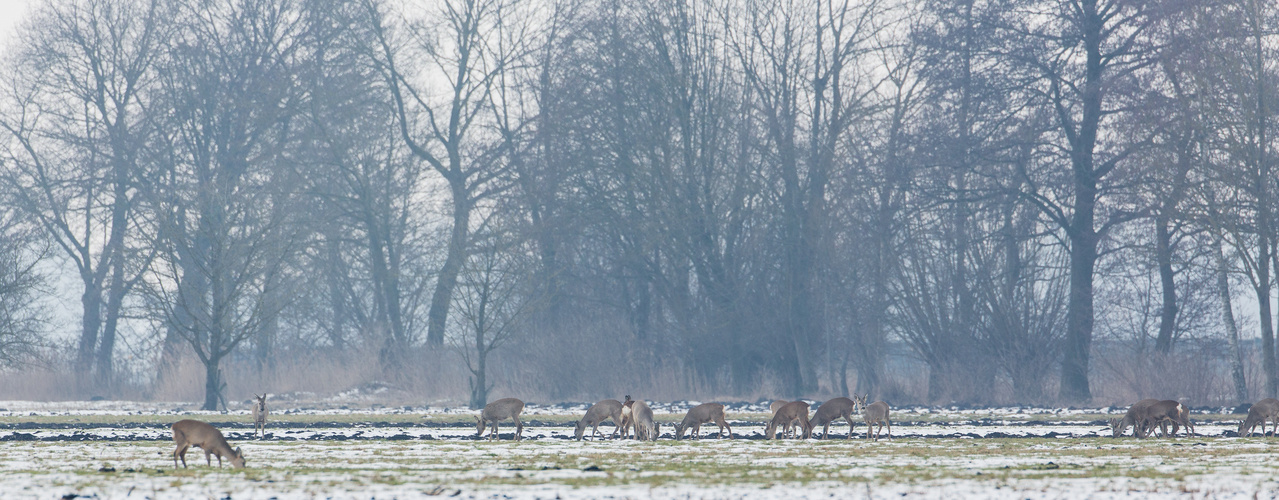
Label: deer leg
xmin=514 ymin=416 xmax=523 ymax=441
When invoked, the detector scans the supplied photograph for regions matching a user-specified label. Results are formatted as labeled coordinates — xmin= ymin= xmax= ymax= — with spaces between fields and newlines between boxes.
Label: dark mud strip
xmin=0 ymin=427 xmax=1239 ymax=442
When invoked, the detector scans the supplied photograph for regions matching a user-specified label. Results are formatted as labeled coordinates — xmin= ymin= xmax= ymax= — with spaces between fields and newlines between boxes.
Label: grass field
xmin=1 ymin=401 xmax=1275 ymax=499
xmin=5 ymin=435 xmax=1279 ymax=499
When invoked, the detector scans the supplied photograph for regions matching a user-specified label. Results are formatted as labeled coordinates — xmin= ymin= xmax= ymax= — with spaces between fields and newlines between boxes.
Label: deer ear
xmin=235 ymin=446 xmax=242 ymax=456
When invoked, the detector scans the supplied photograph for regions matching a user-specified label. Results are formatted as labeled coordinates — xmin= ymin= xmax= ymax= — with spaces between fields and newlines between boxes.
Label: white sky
xmin=0 ymin=0 xmax=35 ymax=56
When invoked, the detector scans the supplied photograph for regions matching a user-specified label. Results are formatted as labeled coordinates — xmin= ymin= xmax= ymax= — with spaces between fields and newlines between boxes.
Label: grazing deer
xmin=631 ymin=400 xmax=659 ymax=441
xmin=809 ymin=397 xmax=857 ymax=440
xmin=619 ymin=395 xmax=635 ymax=439
xmin=769 ymin=400 xmax=803 ymax=438
xmin=854 ymin=394 xmax=891 ymax=440
xmin=1239 ymin=398 xmax=1279 ymax=437
xmin=1151 ymin=401 xmax=1197 ymax=437
xmin=673 ymin=403 xmax=732 ymax=440
xmin=171 ymin=419 xmax=245 ymax=469
xmin=252 ymin=393 xmax=268 ymax=438
xmin=1110 ymin=398 xmax=1159 ymax=438
xmin=765 ymin=401 xmax=811 ymax=439
xmin=476 ymin=398 xmax=525 ymax=441
xmin=1141 ymin=400 xmax=1193 ymax=438
xmin=575 ymin=399 xmax=624 ymax=441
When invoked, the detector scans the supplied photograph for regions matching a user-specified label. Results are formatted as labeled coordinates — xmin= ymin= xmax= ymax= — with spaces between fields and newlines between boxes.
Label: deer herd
xmin=166 ymin=392 xmax=1279 ymax=469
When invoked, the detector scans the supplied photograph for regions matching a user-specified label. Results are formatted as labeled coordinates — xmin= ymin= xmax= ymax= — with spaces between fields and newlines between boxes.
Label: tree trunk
xmin=203 ymin=356 xmax=222 ymax=411
xmin=1252 ymin=6 xmax=1277 ymax=398
xmin=1153 ymin=214 xmax=1178 ymax=354
xmin=1060 ymin=192 xmax=1098 ymax=403
xmin=926 ymin=359 xmax=944 ymax=403
xmin=96 ymin=265 xmax=126 ymax=391
xmin=1216 ymin=237 xmax=1249 ymax=403
xmin=470 ymin=323 xmax=488 ymax=410
xmin=76 ymin=283 xmax=103 ymax=387
xmin=426 ymin=183 xmax=472 ymax=346
xmin=1258 ymin=270 xmax=1277 ymax=399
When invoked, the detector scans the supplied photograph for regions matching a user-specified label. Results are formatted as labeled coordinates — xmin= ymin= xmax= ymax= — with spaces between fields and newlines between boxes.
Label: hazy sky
xmin=0 ymin=0 xmax=35 ymax=55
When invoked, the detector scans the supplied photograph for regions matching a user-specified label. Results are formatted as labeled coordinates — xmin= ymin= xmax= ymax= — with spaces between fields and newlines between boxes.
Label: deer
xmin=673 ymin=403 xmax=732 ymax=440
xmin=631 ymin=399 xmax=659 ymax=441
xmin=854 ymin=394 xmax=891 ymax=440
xmin=769 ymin=400 xmax=803 ymax=438
xmin=765 ymin=401 xmax=811 ymax=439
xmin=809 ymin=397 xmax=857 ymax=440
xmin=251 ymin=393 xmax=268 ymax=438
xmin=575 ymin=399 xmax=625 ymax=441
xmin=618 ymin=395 xmax=635 ymax=439
xmin=171 ymin=419 xmax=245 ymax=469
xmin=1239 ymin=398 xmax=1279 ymax=437
xmin=1141 ymin=400 xmax=1193 ymax=438
xmin=476 ymin=398 xmax=525 ymax=441
xmin=1110 ymin=398 xmax=1159 ymax=438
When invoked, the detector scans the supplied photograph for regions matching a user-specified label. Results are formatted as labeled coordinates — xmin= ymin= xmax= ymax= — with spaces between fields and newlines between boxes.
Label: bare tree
xmin=141 ymin=0 xmax=307 ymax=410
xmin=1002 ymin=0 xmax=1170 ymax=402
xmin=0 ymin=206 xmax=47 ymax=368
xmin=0 ymin=0 xmax=163 ymax=391
xmin=451 ymin=222 xmax=536 ymax=409
xmin=363 ymin=0 xmax=533 ymax=348
xmin=1182 ymin=0 xmax=1279 ymax=398
xmin=731 ymin=0 xmax=887 ymax=395
xmin=300 ymin=0 xmax=430 ymax=372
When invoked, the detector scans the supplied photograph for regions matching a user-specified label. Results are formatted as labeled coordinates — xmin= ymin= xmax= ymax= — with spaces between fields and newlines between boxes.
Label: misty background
xmin=0 ymin=0 xmax=1276 ymax=410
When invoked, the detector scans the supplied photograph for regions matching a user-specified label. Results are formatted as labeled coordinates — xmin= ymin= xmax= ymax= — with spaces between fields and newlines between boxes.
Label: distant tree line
xmin=0 ymin=0 xmax=1277 ymax=409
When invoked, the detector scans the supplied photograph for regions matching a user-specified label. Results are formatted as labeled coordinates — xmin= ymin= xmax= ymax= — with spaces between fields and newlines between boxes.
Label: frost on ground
xmin=0 ymin=403 xmax=1275 ymax=499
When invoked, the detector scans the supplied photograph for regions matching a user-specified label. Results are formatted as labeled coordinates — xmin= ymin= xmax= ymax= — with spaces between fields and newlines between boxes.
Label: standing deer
xmin=575 ymin=399 xmax=624 ymax=441
xmin=171 ymin=419 xmax=245 ymax=469
xmin=1110 ymin=398 xmax=1159 ymax=437
xmin=673 ymin=403 xmax=732 ymax=439
xmin=1141 ymin=400 xmax=1194 ymax=438
xmin=854 ymin=394 xmax=891 ymax=440
xmin=476 ymin=398 xmax=525 ymax=441
xmin=765 ymin=401 xmax=811 ymax=439
xmin=631 ymin=400 xmax=659 ymax=441
xmin=1239 ymin=398 xmax=1279 ymax=437
xmin=809 ymin=397 xmax=857 ymax=439
xmin=252 ymin=393 xmax=268 ymax=438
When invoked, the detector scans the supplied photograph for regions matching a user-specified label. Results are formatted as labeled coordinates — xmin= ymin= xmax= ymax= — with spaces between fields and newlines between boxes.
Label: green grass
xmin=6 ymin=436 xmax=1275 ymax=496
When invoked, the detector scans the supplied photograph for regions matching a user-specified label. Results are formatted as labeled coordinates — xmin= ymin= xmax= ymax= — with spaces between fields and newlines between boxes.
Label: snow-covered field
xmin=1 ymin=401 xmax=1275 ymax=499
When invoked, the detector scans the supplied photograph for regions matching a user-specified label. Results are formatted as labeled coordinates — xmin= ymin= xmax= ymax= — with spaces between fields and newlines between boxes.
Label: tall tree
xmin=364 ymin=0 xmax=531 ymax=347
xmin=0 ymin=0 xmax=163 ymax=390
xmin=733 ymin=0 xmax=884 ymax=395
xmin=142 ymin=0 xmax=306 ymax=410
xmin=1004 ymin=0 xmax=1167 ymax=402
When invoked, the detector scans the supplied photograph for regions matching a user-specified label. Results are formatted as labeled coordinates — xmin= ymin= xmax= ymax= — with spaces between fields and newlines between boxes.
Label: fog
xmin=0 ymin=0 xmax=1277 ymax=411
